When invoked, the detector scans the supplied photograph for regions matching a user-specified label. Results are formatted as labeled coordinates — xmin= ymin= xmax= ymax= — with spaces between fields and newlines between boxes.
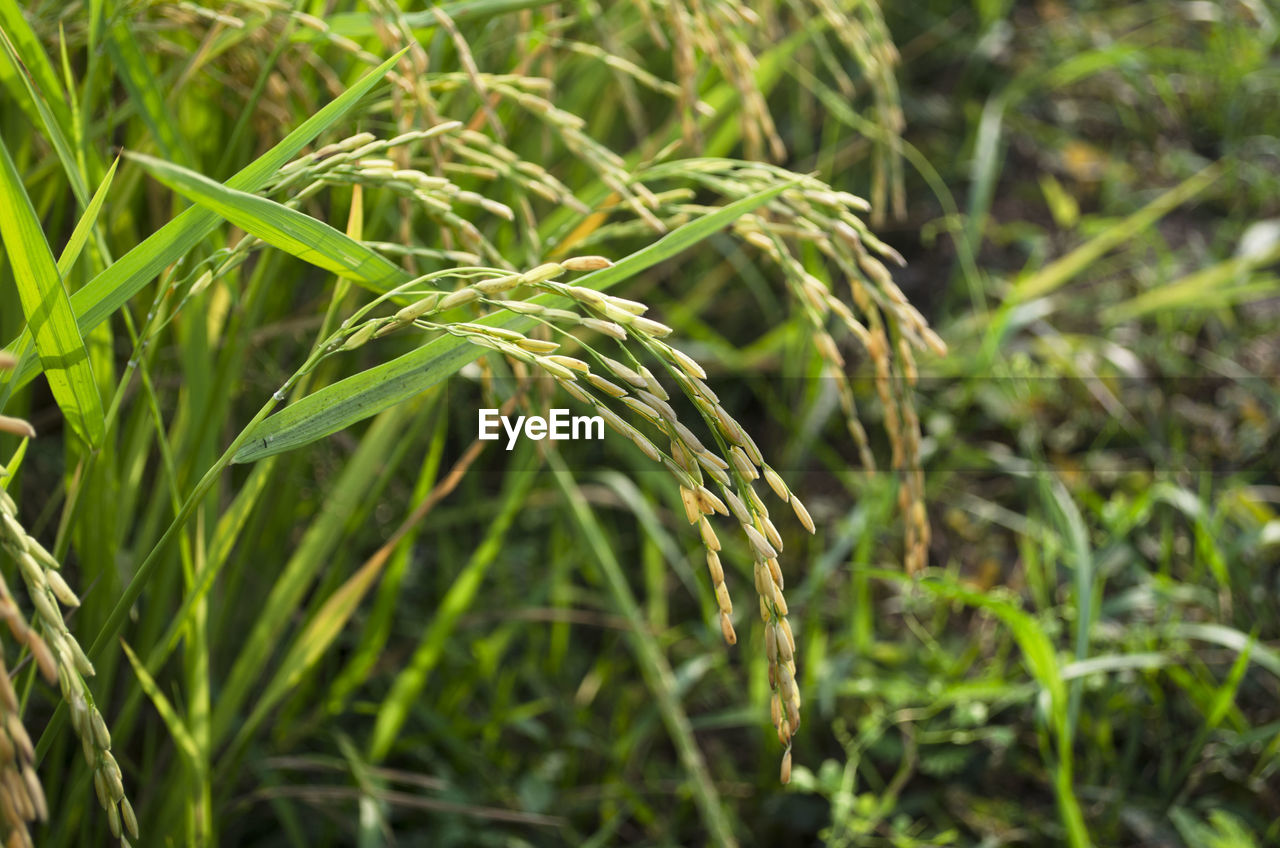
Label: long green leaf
xmin=367 ymin=461 xmax=536 ymax=761
xmin=56 ymin=156 xmax=118 ymax=278
xmin=292 ymin=0 xmax=548 ymax=41
xmin=0 ymin=134 xmax=104 ymax=446
xmin=1103 ymin=241 xmax=1280 ymax=323
xmin=121 ymin=641 xmax=201 ymax=768
xmin=233 ymin=179 xmax=797 ymax=463
xmin=1 ymin=48 xmax=409 ymax=395
xmin=127 ymin=152 xmax=411 ymax=291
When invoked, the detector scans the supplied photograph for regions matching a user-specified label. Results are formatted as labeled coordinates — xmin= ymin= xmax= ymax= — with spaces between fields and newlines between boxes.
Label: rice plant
xmin=0 ymin=1 xmax=949 ymax=844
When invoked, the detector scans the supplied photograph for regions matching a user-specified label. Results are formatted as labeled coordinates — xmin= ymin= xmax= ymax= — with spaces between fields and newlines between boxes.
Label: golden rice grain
xmin=705 ymin=551 xmax=724 ymax=585
xmin=0 ymin=416 xmax=35 ymax=439
xmin=630 ymin=316 xmax=674 ymax=337
xmin=791 ymin=496 xmax=815 ymax=534
xmin=602 ymin=294 xmax=648 ymax=316
xmin=719 ymin=612 xmax=737 ymax=645
xmin=728 ymin=446 xmax=758 ymax=481
xmin=545 ymin=355 xmax=590 ymax=373
xmin=762 ymin=466 xmax=789 ymax=502
xmin=723 ymin=489 xmax=750 ymax=525
xmin=698 ymin=517 xmax=721 ymax=552
xmin=714 ymin=581 xmax=733 ymax=615
xmin=586 ymin=373 xmax=628 ymax=398
xmin=581 ymin=318 xmax=628 ymax=340
xmin=742 ymin=524 xmax=776 ymax=560
xmin=766 ymin=557 xmax=784 ymax=588
xmin=602 ymin=356 xmax=646 ymax=388
xmin=761 ymin=517 xmax=784 ymax=553
xmin=664 ymin=345 xmax=707 ymax=380
xmin=437 ymin=287 xmax=480 ymax=310
xmin=679 ymin=487 xmax=702 ymax=525
xmin=561 ymin=255 xmax=613 ymax=271
xmin=694 ymin=454 xmax=731 ymax=486
xmin=695 ymin=486 xmax=727 ymax=516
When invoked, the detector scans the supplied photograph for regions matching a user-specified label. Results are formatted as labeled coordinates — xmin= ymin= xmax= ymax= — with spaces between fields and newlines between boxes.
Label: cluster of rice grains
xmin=287 ymin=142 xmax=937 ymax=790
xmin=333 ymin=231 xmax=929 ymax=782
xmin=0 ymin=486 xmax=137 ymax=846
xmin=0 ymin=358 xmax=135 ymax=847
xmin=642 ymin=160 xmax=944 ymax=577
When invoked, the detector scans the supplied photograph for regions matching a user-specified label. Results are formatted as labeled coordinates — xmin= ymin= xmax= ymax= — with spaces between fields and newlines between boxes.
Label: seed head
xmin=437 ymin=288 xmax=479 ymax=311
xmin=561 ymin=255 xmax=612 ymax=271
xmin=762 ymin=466 xmax=789 ymax=502
xmin=791 ymin=497 xmax=815 ymax=534
xmin=698 ymin=517 xmax=721 ymax=552
xmin=719 ymin=612 xmax=737 ymax=645
xmin=742 ymin=524 xmax=776 ymax=560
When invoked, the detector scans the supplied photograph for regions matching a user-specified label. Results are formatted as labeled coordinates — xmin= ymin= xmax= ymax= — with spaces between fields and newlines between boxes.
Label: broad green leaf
xmin=233 ymin=179 xmax=797 ymax=463
xmin=56 ymin=156 xmax=118 ymax=278
xmin=127 ymin=152 xmax=411 ymax=291
xmin=1 ymin=48 xmax=409 ymax=396
xmin=0 ymin=134 xmax=104 ymax=446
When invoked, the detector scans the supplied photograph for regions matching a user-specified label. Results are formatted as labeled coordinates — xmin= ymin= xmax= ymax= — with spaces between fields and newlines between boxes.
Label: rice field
xmin=0 ymin=1 xmax=1277 ymax=846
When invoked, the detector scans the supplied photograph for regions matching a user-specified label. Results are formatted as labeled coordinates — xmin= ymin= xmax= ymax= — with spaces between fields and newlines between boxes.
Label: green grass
xmin=1 ymin=1 xmax=1277 ymax=847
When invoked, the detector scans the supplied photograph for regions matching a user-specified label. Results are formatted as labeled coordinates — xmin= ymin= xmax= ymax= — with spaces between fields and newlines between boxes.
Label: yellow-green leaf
xmin=0 ymin=134 xmax=104 ymax=446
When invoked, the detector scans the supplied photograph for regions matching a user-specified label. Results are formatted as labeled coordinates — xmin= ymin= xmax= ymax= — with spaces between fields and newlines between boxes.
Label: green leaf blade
xmin=0 ymin=135 xmax=105 ymax=446
xmin=127 ymin=152 xmax=411 ymax=291
xmin=56 ymin=156 xmax=118 ymax=278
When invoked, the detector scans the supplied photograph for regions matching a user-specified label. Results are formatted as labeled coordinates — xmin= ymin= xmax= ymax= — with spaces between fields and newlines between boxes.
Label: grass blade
xmin=366 ymin=460 xmax=537 ymax=761
xmin=0 ymin=15 xmax=91 ymax=205
xmin=0 ymin=1 xmax=74 ymax=156
xmin=1103 ymin=240 xmax=1280 ymax=323
xmin=0 ymin=134 xmax=104 ymax=446
xmin=549 ymin=453 xmax=739 ymax=848
xmin=121 ymin=641 xmax=201 ymax=768
xmin=233 ymin=179 xmax=797 ymax=462
xmin=56 ymin=156 xmax=118 ymax=278
xmin=1009 ymin=162 xmax=1222 ymax=303
xmin=127 ymin=152 xmax=411 ymax=291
